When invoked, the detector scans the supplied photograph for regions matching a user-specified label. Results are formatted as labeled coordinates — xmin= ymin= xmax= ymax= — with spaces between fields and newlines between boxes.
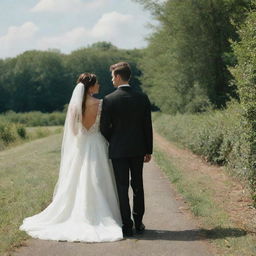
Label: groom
xmin=100 ymin=62 xmax=153 ymax=237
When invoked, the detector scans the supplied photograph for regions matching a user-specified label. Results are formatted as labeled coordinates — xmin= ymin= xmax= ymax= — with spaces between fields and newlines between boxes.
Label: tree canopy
xmin=135 ymin=0 xmax=252 ymax=114
xmin=0 ymin=42 xmax=143 ymax=113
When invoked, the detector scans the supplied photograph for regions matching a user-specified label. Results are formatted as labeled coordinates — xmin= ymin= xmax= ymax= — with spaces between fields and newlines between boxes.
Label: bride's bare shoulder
xmin=85 ymin=98 xmax=100 ymax=108
xmin=92 ymin=98 xmax=101 ymax=106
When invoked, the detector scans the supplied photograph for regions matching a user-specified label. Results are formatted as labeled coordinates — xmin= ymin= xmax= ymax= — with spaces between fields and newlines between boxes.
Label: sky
xmin=0 ymin=0 xmax=154 ymax=59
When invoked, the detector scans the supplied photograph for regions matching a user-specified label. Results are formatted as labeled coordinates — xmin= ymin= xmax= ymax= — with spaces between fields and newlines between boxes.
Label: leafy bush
xmin=0 ymin=122 xmax=27 ymax=148
xmin=229 ymin=3 xmax=256 ymax=204
xmin=0 ymin=123 xmax=18 ymax=145
xmin=16 ymin=124 xmax=27 ymax=139
xmin=153 ymin=102 xmax=247 ymax=177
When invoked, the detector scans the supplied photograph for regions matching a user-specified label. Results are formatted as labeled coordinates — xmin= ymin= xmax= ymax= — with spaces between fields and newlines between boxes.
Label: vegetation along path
xmin=154 ymin=131 xmax=256 ymax=255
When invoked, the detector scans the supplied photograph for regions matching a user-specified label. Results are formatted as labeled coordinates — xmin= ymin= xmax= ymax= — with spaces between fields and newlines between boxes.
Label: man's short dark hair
xmin=110 ymin=62 xmax=131 ymax=81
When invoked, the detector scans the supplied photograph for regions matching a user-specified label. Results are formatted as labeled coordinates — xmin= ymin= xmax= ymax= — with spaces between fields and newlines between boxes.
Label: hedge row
xmin=229 ymin=3 xmax=256 ymax=204
xmin=153 ymin=102 xmax=247 ymax=178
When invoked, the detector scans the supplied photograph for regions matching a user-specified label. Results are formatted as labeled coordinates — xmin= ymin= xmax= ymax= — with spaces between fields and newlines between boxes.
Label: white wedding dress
xmin=20 ymin=84 xmax=123 ymax=242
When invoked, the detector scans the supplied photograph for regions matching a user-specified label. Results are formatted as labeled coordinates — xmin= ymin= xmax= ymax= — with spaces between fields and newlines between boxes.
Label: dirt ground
xmin=154 ymin=131 xmax=256 ymax=234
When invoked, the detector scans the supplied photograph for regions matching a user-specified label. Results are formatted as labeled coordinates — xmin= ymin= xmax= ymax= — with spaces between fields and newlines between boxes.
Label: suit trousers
xmin=111 ymin=156 xmax=145 ymax=230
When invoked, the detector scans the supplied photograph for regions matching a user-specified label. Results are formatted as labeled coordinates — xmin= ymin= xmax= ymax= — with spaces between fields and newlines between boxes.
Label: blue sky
xmin=0 ymin=0 xmax=154 ymax=59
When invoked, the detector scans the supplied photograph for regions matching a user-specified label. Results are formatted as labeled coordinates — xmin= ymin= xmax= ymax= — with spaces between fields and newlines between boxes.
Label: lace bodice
xmin=80 ymin=99 xmax=102 ymax=135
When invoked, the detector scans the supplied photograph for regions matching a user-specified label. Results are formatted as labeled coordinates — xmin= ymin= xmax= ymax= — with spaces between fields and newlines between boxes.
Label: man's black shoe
xmin=122 ymin=228 xmax=133 ymax=237
xmin=135 ymin=223 xmax=145 ymax=234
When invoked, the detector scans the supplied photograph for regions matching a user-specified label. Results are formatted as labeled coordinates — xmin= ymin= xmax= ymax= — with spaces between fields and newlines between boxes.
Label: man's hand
xmin=144 ymin=154 xmax=151 ymax=163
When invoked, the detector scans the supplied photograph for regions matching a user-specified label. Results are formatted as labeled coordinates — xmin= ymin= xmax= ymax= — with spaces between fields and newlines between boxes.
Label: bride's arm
xmin=100 ymin=98 xmax=112 ymax=141
xmin=69 ymin=106 xmax=80 ymax=136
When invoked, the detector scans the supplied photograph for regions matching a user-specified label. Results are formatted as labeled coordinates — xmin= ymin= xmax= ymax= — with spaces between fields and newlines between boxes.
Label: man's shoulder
xmin=104 ymin=89 xmax=119 ymax=101
xmin=136 ymin=90 xmax=148 ymax=97
xmin=104 ymin=88 xmax=149 ymax=101
xmin=133 ymin=90 xmax=149 ymax=101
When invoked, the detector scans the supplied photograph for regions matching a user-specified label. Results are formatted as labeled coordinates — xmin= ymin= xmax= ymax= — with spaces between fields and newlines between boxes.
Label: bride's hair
xmin=77 ymin=73 xmax=97 ymax=114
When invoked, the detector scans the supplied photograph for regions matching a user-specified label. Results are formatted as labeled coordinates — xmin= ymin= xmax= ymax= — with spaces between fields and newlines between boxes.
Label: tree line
xmin=0 ymin=42 xmax=143 ymax=113
xmin=1 ymin=0 xmax=255 ymax=115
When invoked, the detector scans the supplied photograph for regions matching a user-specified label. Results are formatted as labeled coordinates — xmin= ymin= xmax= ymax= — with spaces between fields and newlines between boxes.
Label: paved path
xmin=12 ymin=160 xmax=215 ymax=256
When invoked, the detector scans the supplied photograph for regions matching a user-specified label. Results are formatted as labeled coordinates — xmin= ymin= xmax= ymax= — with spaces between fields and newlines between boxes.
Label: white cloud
xmin=0 ymin=22 xmax=39 ymax=59
xmin=31 ymin=0 xmax=107 ymax=13
xmin=38 ymin=27 xmax=89 ymax=51
xmin=0 ymin=11 xmax=149 ymax=59
xmin=91 ymin=12 xmax=133 ymax=38
xmin=38 ymin=12 xmax=147 ymax=51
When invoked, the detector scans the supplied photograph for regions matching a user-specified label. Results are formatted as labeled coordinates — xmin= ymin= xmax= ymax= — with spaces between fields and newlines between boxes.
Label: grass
xmin=26 ymin=126 xmax=63 ymax=140
xmin=0 ymin=133 xmax=62 ymax=255
xmin=154 ymin=147 xmax=256 ymax=256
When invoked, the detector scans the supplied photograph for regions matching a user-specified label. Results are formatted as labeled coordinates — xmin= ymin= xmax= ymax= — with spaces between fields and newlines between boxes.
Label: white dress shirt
xmin=118 ymin=84 xmax=130 ymax=88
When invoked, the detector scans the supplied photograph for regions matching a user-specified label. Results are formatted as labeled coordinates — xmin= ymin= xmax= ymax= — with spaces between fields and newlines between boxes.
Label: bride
xmin=19 ymin=73 xmax=123 ymax=242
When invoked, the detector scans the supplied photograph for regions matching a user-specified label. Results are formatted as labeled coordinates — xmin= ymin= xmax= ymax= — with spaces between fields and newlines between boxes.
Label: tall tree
xmin=11 ymin=50 xmax=72 ymax=112
xmin=0 ymin=59 xmax=11 ymax=112
xmin=135 ymin=0 xmax=252 ymax=114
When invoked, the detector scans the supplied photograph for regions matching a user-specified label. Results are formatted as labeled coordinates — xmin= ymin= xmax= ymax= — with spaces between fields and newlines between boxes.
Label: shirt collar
xmin=118 ymin=84 xmax=130 ymax=88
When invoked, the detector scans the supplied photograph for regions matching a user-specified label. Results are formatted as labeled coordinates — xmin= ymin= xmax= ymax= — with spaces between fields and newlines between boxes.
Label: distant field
xmin=0 ymin=111 xmax=65 ymax=127
xmin=0 ymin=110 xmax=64 ymax=151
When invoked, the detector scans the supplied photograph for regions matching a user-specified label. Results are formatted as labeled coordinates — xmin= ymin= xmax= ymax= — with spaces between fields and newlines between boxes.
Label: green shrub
xmin=229 ymin=4 xmax=256 ymax=205
xmin=0 ymin=123 xmax=18 ymax=145
xmin=153 ymin=102 xmax=247 ymax=177
xmin=0 ymin=122 xmax=28 ymax=147
xmin=16 ymin=124 xmax=27 ymax=139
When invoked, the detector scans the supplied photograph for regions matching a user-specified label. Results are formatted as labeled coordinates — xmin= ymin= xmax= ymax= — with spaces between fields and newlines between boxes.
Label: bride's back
xmin=82 ymin=98 xmax=100 ymax=130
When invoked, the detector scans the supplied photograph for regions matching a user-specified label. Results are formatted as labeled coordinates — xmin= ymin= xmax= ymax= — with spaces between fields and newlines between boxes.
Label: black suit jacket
xmin=100 ymin=86 xmax=153 ymax=159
